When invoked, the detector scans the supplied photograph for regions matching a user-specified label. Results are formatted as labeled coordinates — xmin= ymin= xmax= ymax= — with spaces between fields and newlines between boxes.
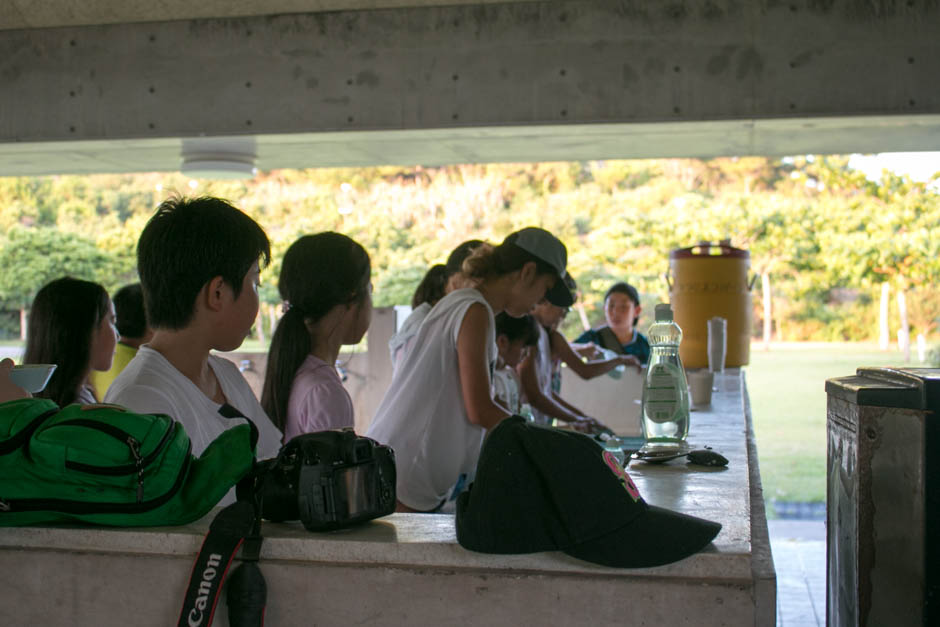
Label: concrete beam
xmin=0 ymin=0 xmax=528 ymax=31
xmin=3 ymin=115 xmax=940 ymax=177
xmin=1 ymin=1 xmax=939 ymax=174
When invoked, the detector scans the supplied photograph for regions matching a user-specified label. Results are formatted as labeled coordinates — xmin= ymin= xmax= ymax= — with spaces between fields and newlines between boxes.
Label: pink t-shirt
xmin=283 ymin=354 xmax=354 ymax=442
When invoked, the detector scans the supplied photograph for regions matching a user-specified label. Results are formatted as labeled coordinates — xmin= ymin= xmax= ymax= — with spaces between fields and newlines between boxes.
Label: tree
xmin=0 ymin=227 xmax=114 ymax=339
xmin=0 ymin=156 xmax=937 ymax=345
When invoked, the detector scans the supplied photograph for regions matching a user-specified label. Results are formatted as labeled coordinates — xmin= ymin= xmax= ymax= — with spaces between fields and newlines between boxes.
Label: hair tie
xmin=283 ymin=301 xmax=303 ymax=315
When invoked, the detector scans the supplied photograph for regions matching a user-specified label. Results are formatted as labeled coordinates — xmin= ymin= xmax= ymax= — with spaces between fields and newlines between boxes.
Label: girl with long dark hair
xmin=24 ymin=276 xmax=118 ymax=406
xmin=261 ymin=232 xmax=372 ymax=441
xmin=366 ymin=227 xmax=576 ymax=512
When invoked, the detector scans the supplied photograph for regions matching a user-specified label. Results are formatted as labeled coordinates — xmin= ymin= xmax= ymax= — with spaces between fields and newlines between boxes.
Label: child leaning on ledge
xmin=366 ymin=227 xmax=575 ymax=513
xmin=491 ymin=312 xmax=539 ymax=416
xmin=518 ymin=281 xmax=639 ymax=430
xmin=105 ymin=197 xmax=282 ymax=504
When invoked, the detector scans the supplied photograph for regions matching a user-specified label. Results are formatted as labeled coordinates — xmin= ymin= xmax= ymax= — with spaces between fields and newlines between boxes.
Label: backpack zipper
xmin=127 ymin=435 xmax=144 ymax=502
xmin=0 ymin=442 xmax=193 ymax=515
xmin=45 ymin=419 xmax=177 ymax=503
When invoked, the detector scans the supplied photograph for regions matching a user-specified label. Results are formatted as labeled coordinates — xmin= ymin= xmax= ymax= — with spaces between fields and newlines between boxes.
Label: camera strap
xmin=178 ymin=403 xmax=266 ymax=627
xmin=177 ymin=500 xmax=258 ymax=627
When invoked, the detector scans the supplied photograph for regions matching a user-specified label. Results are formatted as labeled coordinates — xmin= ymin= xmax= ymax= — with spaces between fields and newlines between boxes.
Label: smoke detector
xmin=180 ymin=137 xmax=258 ymax=179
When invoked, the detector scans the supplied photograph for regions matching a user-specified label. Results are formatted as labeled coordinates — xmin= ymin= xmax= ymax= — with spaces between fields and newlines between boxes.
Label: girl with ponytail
xmin=261 ymin=233 xmax=372 ymax=441
xmin=367 ymin=227 xmax=576 ymax=512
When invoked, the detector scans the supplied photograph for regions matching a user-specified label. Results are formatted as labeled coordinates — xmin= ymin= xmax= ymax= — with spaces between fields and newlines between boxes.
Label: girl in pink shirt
xmin=261 ymin=233 xmax=372 ymax=442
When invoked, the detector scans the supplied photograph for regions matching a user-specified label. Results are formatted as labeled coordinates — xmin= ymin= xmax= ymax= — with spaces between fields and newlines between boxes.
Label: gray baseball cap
xmin=504 ymin=227 xmax=574 ymax=307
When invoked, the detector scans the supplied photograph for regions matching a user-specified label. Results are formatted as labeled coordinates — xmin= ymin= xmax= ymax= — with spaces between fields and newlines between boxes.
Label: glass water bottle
xmin=641 ymin=303 xmax=690 ymax=446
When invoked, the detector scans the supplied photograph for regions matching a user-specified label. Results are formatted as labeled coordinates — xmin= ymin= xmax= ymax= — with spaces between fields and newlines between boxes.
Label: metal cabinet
xmin=825 ymin=368 xmax=939 ymax=626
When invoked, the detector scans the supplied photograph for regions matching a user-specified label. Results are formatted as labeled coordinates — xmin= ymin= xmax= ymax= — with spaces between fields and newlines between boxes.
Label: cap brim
xmin=563 ymin=505 xmax=721 ymax=568
xmin=545 ymin=275 xmax=574 ymax=307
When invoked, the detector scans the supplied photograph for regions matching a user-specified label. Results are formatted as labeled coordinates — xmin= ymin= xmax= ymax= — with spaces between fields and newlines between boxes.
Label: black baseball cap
xmin=456 ymin=416 xmax=721 ymax=568
xmin=504 ymin=227 xmax=574 ymax=307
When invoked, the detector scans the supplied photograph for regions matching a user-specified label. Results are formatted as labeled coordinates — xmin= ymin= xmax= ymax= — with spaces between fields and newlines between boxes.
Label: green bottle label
xmin=645 ymin=363 xmax=679 ymax=423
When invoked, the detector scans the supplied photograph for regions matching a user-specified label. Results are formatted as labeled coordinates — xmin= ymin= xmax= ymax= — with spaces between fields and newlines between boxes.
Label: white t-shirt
xmin=76 ymin=384 xmax=98 ymax=405
xmin=105 ymin=346 xmax=283 ymax=504
xmin=528 ymin=324 xmax=555 ymax=425
xmin=367 ymin=288 xmax=496 ymax=511
xmin=491 ymin=366 xmax=521 ymax=415
xmin=388 ymin=302 xmax=431 ymax=373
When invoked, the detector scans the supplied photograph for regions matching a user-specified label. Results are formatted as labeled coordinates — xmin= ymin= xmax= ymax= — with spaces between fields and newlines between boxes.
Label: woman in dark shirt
xmin=574 ymin=282 xmax=650 ymax=364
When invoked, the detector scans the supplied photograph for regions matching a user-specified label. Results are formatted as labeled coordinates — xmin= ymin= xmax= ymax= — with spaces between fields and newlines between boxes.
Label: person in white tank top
xmin=389 ymin=240 xmax=484 ymax=374
xmin=366 ymin=228 xmax=575 ymax=512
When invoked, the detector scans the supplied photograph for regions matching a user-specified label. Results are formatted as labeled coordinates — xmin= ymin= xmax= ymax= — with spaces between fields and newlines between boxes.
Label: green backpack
xmin=0 ymin=397 xmax=256 ymax=527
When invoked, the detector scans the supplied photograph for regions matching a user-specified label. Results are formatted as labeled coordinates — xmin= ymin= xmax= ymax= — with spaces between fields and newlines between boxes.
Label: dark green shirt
xmin=574 ymin=327 xmax=651 ymax=364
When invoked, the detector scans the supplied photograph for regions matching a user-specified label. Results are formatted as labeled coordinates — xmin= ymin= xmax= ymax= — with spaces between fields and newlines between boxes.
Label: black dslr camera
xmin=241 ymin=429 xmax=396 ymax=531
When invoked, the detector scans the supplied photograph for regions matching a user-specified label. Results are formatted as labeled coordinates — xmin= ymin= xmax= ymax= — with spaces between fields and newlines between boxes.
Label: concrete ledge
xmin=0 ymin=369 xmax=773 ymax=625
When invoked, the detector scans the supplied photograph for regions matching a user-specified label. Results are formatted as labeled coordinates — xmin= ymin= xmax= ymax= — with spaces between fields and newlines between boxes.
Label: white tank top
xmin=366 ymin=288 xmax=496 ymax=511
xmin=387 ymin=302 xmax=431 ymax=374
xmin=528 ymin=324 xmax=555 ymax=425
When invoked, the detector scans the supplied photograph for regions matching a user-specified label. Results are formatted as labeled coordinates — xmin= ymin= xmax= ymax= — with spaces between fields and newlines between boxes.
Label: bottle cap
xmin=654 ymin=303 xmax=674 ymax=321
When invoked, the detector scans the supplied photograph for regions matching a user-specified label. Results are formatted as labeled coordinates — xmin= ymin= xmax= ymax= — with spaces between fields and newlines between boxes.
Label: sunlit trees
xmin=0 ymin=157 xmax=936 ymax=348
xmin=0 ymin=227 xmax=114 ymax=339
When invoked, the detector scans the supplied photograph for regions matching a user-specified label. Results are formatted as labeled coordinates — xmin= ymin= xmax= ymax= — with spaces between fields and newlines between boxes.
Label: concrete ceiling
xmin=2 ymin=1 xmax=939 ymax=177
xmin=0 ymin=0 xmax=522 ymax=30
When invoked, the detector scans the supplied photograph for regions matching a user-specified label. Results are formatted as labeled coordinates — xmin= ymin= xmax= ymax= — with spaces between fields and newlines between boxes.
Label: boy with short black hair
xmin=106 ymin=197 xmax=282 ymax=501
xmin=492 ymin=313 xmax=539 ymax=415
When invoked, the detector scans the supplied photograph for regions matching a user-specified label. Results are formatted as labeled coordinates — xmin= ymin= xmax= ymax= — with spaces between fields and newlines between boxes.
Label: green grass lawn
xmin=747 ymin=342 xmax=914 ymax=509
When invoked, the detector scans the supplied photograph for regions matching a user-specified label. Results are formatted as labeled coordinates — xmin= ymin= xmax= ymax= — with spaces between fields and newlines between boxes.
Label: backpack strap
xmin=0 ymin=406 xmax=59 ymax=457
xmin=597 ymin=327 xmax=625 ymax=355
xmin=218 ymin=404 xmax=259 ymax=451
xmin=177 ymin=501 xmax=259 ymax=627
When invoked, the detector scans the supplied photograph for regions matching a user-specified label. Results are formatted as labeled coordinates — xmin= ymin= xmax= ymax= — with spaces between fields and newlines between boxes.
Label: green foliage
xmin=0 ymin=227 xmax=115 ymax=309
xmin=0 ymin=157 xmax=937 ymax=343
xmin=373 ymin=265 xmax=428 ymax=308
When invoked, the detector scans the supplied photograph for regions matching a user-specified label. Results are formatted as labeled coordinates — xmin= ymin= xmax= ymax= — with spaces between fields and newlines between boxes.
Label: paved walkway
xmin=769 ymin=519 xmax=826 ymax=626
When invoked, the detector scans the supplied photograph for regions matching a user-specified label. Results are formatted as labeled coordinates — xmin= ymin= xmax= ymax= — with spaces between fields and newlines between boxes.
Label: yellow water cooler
xmin=668 ymin=241 xmax=754 ymax=369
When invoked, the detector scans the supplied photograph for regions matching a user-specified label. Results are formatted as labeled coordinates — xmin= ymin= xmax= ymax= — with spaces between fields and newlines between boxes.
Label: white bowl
xmin=9 ymin=364 xmax=57 ymax=393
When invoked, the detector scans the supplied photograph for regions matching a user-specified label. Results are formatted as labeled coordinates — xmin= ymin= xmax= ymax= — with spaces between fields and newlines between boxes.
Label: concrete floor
xmin=768 ymin=519 xmax=826 ymax=627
